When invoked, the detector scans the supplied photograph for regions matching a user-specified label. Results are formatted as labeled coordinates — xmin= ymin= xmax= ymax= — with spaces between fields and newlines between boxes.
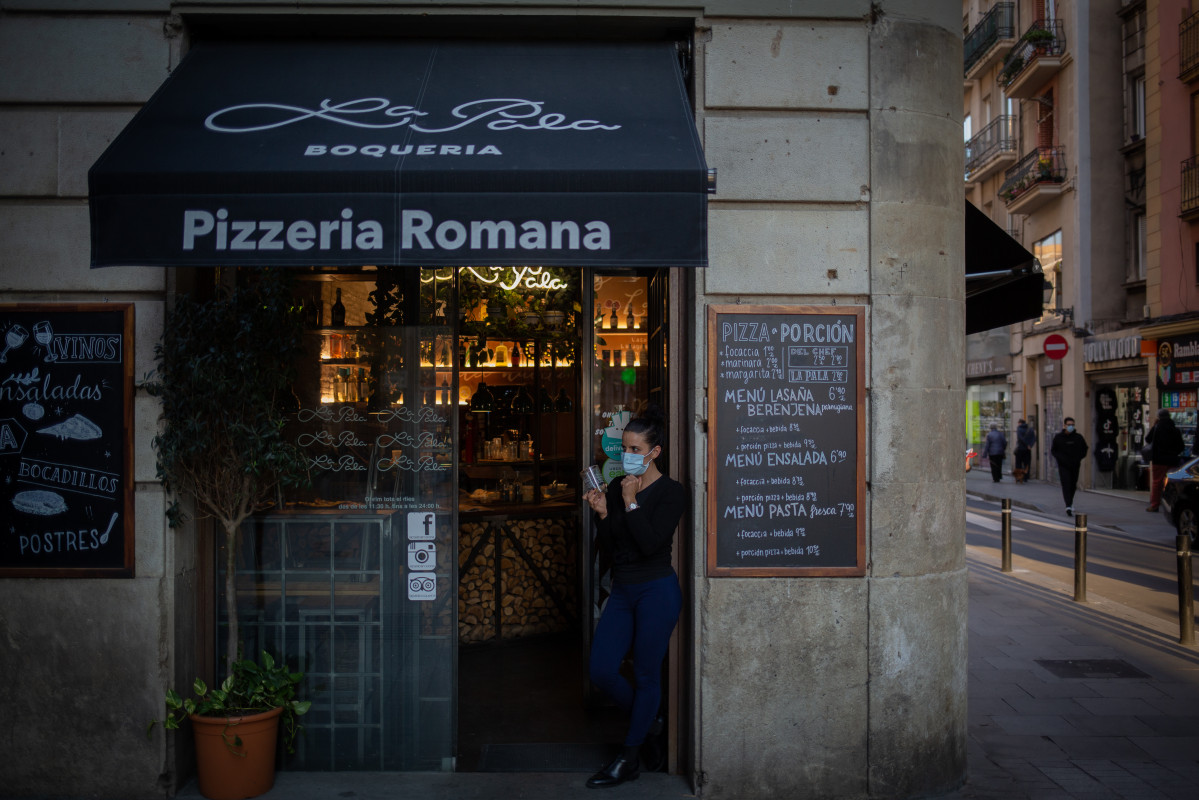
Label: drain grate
xmin=1035 ymin=659 xmax=1150 ymax=679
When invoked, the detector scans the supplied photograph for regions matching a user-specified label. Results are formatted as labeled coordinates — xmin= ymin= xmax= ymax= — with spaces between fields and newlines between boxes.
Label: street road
xmin=965 ymin=499 xmax=1189 ymax=625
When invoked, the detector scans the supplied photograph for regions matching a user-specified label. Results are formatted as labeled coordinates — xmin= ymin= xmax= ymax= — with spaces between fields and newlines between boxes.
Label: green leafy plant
xmin=142 ymin=269 xmax=310 ymax=668
xmin=150 ymin=651 xmax=311 ymax=754
xmin=999 ymin=54 xmax=1024 ymax=86
xmin=1022 ymin=28 xmax=1055 ymax=46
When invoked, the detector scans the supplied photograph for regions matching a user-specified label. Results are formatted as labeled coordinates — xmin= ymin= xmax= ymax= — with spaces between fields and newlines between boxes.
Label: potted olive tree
xmin=144 ymin=270 xmax=311 ymax=799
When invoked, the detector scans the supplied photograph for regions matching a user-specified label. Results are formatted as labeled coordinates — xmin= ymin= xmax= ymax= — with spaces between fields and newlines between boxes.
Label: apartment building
xmin=964 ymin=0 xmax=1149 ymax=493
xmin=1141 ymin=0 xmax=1199 ymax=486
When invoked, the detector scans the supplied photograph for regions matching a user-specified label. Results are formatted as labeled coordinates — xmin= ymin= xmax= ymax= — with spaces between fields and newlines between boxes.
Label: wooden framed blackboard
xmin=706 ymin=305 xmax=865 ymax=577
xmin=0 ymin=304 xmax=135 ymax=578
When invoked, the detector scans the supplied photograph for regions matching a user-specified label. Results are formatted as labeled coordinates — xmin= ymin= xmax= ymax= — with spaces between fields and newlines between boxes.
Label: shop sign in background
xmin=0 ymin=305 xmax=134 ymax=577
xmin=1157 ymin=334 xmax=1199 ymax=389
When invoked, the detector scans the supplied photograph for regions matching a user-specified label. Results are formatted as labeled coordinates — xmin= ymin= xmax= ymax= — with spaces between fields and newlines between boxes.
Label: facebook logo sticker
xmin=407 ymin=512 xmax=437 ymax=541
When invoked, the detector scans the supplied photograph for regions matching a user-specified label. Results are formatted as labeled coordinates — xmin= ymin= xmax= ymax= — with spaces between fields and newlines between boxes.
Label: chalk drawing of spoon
xmin=99 ymin=512 xmax=118 ymax=545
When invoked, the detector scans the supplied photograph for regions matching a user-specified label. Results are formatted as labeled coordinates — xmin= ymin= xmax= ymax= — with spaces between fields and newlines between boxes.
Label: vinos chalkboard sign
xmin=0 ymin=304 xmax=135 ymax=577
xmin=706 ymin=305 xmax=865 ymax=576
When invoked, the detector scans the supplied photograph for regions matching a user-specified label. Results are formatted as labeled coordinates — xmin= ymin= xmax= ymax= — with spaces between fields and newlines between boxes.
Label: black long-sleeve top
xmin=594 ymin=474 xmax=686 ymax=584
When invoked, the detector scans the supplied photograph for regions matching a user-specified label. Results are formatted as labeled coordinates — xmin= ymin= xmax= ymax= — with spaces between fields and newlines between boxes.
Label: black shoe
xmin=587 ymin=755 xmax=640 ymax=788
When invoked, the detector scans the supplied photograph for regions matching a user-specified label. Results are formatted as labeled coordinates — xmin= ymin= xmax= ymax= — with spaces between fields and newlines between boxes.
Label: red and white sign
xmin=1044 ymin=334 xmax=1069 ymax=360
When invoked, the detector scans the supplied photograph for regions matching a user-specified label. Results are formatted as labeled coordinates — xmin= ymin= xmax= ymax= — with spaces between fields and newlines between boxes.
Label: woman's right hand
xmin=584 ymin=488 xmax=608 ymax=519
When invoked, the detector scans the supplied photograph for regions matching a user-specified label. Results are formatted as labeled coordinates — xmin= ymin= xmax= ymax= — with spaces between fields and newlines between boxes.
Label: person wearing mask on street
xmin=1144 ymin=408 xmax=1185 ymax=512
xmin=1013 ymin=418 xmax=1036 ymax=483
xmin=1050 ymin=417 xmax=1088 ymax=516
xmin=983 ymin=422 xmax=1008 ymax=482
xmin=582 ymin=405 xmax=684 ymax=788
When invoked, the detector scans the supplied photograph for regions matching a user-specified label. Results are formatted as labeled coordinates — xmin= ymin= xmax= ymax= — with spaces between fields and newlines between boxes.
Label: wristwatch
xmin=626 ymin=502 xmax=640 ymax=512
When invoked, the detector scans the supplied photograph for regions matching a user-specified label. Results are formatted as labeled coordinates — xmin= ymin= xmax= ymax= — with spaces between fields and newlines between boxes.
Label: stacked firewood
xmin=458 ymin=518 xmax=578 ymax=643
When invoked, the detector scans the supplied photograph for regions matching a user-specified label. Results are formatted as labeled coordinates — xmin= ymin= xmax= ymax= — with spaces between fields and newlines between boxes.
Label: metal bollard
xmin=1073 ymin=514 xmax=1088 ymax=602
xmin=1001 ymin=498 xmax=1012 ymax=573
xmin=1178 ymin=534 xmax=1196 ymax=646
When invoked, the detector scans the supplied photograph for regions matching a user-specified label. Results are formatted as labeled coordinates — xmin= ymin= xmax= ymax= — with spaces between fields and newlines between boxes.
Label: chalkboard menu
xmin=0 ymin=304 xmax=135 ymax=577
xmin=707 ymin=305 xmax=865 ymax=576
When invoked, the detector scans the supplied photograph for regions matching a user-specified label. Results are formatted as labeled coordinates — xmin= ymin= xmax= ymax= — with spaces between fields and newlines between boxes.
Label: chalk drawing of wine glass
xmin=33 ymin=321 xmax=55 ymax=362
xmin=0 ymin=324 xmax=29 ymax=363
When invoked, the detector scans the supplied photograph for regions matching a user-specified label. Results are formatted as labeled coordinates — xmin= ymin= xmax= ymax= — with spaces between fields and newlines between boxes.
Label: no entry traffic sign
xmin=1044 ymin=333 xmax=1069 ymax=360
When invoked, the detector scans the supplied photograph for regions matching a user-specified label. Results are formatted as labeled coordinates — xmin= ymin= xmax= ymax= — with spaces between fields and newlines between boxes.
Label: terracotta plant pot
xmin=190 ymin=706 xmax=283 ymax=800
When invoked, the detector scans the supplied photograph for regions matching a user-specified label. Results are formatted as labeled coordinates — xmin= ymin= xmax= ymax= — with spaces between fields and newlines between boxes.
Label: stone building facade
xmin=0 ymin=2 xmax=966 ymax=798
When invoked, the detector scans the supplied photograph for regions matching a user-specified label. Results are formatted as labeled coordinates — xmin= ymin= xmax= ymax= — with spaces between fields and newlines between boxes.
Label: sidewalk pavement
xmin=963 ymin=464 xmax=1170 ymax=540
xmin=176 ymin=474 xmax=1199 ymax=800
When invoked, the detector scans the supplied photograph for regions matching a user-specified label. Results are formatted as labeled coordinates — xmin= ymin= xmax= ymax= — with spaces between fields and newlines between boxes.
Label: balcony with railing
xmin=965 ymin=115 xmax=1018 ymax=183
xmin=1182 ymin=10 xmax=1199 ymax=83
xmin=999 ymin=147 xmax=1067 ymax=214
xmin=964 ymin=3 xmax=1017 ymax=81
xmin=998 ymin=19 xmax=1067 ymax=99
xmin=1183 ymin=156 xmax=1199 ymax=220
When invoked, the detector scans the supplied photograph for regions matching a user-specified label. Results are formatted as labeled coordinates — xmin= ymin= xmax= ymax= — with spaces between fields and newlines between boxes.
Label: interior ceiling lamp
xmin=469 ymin=382 xmax=494 ymax=413
xmin=510 ymin=385 xmax=534 ymax=414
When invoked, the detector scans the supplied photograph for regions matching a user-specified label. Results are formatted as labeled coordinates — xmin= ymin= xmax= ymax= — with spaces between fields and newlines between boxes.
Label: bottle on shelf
xmin=608 ymin=303 xmax=619 ymax=329
xmin=305 ymin=292 xmax=322 ymax=328
xmin=331 ymin=287 xmax=346 ymax=327
xmin=626 ymin=304 xmax=635 ymax=330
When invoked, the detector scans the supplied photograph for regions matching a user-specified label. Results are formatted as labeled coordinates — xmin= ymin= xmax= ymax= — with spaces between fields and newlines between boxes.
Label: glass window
xmin=221 ymin=267 xmax=457 ymax=770
xmin=967 ymin=383 xmax=1009 ymax=457
xmin=1130 ymin=74 xmax=1146 ymax=140
xmin=1134 ymin=212 xmax=1147 ymax=280
xmin=1034 ymin=229 xmax=1063 ymax=316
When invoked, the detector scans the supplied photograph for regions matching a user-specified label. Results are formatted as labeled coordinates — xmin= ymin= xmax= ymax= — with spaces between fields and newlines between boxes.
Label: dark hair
xmin=624 ymin=404 xmax=667 ymax=450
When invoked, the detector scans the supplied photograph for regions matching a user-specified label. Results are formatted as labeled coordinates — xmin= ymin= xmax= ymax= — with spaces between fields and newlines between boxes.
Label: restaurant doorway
xmin=456 ymin=267 xmax=675 ymax=773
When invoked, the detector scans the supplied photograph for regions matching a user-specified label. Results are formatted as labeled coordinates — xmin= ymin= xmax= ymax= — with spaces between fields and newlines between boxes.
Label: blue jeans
xmin=589 ymin=573 xmax=682 ymax=748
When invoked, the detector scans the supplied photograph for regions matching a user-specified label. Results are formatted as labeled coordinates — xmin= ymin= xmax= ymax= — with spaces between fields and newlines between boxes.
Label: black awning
xmin=89 ymin=40 xmax=709 ymax=268
xmin=965 ymin=201 xmax=1044 ymax=334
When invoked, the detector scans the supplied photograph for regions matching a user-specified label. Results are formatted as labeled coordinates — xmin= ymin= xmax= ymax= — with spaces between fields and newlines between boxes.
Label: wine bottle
xmin=331 ymin=287 xmax=346 ymax=327
xmin=626 ymin=304 xmax=635 ymax=329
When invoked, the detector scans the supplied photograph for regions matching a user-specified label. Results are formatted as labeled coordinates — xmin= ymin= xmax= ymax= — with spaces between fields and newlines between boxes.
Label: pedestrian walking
xmin=1013 ymin=418 xmax=1036 ymax=483
xmin=1144 ymin=408 xmax=1184 ymax=512
xmin=582 ymin=405 xmax=684 ymax=788
xmin=983 ymin=423 xmax=1007 ymax=482
xmin=1050 ymin=416 xmax=1088 ymax=516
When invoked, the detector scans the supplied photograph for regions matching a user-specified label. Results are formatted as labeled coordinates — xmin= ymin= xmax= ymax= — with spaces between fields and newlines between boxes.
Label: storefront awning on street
xmin=965 ymin=201 xmax=1044 ymax=334
xmin=89 ymin=40 xmax=710 ymax=269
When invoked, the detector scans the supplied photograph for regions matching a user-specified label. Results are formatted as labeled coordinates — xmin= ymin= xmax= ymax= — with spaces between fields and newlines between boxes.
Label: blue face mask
xmin=622 ymin=450 xmax=650 ymax=476
xmin=1066 ymin=425 xmax=1075 ymax=433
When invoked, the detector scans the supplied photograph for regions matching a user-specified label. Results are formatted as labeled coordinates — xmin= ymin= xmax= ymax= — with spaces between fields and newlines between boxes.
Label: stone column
xmin=694 ymin=2 xmax=965 ymax=796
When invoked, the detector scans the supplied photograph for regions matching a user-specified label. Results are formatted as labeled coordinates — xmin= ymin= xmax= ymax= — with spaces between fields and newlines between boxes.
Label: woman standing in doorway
xmin=582 ymin=406 xmax=685 ymax=788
